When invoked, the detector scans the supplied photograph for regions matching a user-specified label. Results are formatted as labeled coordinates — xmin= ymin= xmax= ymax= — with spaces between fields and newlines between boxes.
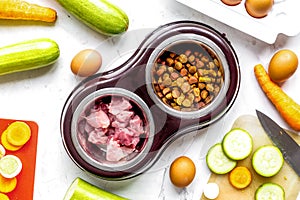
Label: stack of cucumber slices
xmin=206 ymin=128 xmax=253 ymax=175
xmin=206 ymin=128 xmax=285 ymax=200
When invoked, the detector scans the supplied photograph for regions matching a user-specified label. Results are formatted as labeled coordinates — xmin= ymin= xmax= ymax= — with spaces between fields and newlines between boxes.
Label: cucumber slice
xmin=206 ymin=143 xmax=237 ymax=174
xmin=222 ymin=128 xmax=253 ymax=160
xmin=255 ymin=182 xmax=285 ymax=200
xmin=252 ymin=145 xmax=284 ymax=177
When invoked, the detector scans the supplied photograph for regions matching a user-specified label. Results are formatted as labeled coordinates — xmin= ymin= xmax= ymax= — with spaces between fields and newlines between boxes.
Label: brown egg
xmin=71 ymin=49 xmax=102 ymax=77
xmin=268 ymin=49 xmax=298 ymax=83
xmin=221 ymin=0 xmax=242 ymax=6
xmin=245 ymin=0 xmax=273 ymax=18
xmin=169 ymin=156 xmax=196 ymax=188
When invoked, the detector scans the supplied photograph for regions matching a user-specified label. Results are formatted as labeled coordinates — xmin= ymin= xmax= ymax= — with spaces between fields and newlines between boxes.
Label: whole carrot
xmin=254 ymin=64 xmax=300 ymax=131
xmin=0 ymin=0 xmax=57 ymax=23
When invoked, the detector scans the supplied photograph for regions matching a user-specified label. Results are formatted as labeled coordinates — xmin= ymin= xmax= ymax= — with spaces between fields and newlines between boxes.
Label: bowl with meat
xmin=61 ymin=87 xmax=155 ymax=179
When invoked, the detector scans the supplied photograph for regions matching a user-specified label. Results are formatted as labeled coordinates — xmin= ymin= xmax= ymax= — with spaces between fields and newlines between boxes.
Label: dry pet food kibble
xmin=152 ymin=42 xmax=224 ymax=112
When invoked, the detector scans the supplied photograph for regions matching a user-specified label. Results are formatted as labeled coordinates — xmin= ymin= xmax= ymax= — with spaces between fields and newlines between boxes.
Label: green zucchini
xmin=222 ymin=128 xmax=253 ymax=160
xmin=206 ymin=143 xmax=237 ymax=174
xmin=64 ymin=177 xmax=129 ymax=200
xmin=255 ymin=182 xmax=285 ymax=200
xmin=57 ymin=0 xmax=129 ymax=35
xmin=0 ymin=38 xmax=60 ymax=76
xmin=252 ymin=145 xmax=284 ymax=177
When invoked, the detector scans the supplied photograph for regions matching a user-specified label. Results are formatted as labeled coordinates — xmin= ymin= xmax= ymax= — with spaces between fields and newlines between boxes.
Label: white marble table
xmin=1 ymin=0 xmax=300 ymax=199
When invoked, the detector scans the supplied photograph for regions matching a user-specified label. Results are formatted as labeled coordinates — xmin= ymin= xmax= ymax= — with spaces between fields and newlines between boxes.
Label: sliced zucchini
xmin=252 ymin=145 xmax=284 ymax=177
xmin=255 ymin=182 xmax=285 ymax=200
xmin=206 ymin=143 xmax=237 ymax=174
xmin=222 ymin=128 xmax=253 ymax=160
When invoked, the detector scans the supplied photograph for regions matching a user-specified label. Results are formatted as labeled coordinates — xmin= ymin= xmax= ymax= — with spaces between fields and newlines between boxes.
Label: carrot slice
xmin=229 ymin=166 xmax=252 ymax=189
xmin=6 ymin=121 xmax=31 ymax=147
xmin=0 ymin=193 xmax=9 ymax=200
xmin=1 ymin=130 xmax=23 ymax=152
xmin=0 ymin=174 xmax=17 ymax=193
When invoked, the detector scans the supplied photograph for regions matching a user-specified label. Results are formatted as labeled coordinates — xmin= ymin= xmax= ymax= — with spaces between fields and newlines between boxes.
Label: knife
xmin=256 ymin=110 xmax=300 ymax=177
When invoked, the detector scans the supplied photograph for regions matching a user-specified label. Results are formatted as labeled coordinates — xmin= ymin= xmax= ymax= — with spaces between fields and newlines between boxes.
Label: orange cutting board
xmin=0 ymin=118 xmax=38 ymax=200
xmin=201 ymin=115 xmax=300 ymax=200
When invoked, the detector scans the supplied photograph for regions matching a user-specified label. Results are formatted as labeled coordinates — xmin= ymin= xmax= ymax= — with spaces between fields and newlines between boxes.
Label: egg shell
xmin=169 ymin=156 xmax=196 ymax=188
xmin=268 ymin=49 xmax=298 ymax=83
xmin=71 ymin=49 xmax=102 ymax=77
xmin=221 ymin=0 xmax=242 ymax=6
xmin=245 ymin=0 xmax=273 ymax=18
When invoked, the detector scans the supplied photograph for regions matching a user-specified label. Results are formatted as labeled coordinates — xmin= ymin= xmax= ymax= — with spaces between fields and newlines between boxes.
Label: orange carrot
xmin=229 ymin=166 xmax=252 ymax=189
xmin=0 ymin=0 xmax=57 ymax=23
xmin=254 ymin=64 xmax=300 ymax=131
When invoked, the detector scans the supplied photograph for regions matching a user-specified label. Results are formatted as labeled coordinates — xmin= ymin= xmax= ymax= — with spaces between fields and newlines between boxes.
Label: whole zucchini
xmin=64 ymin=177 xmax=129 ymax=200
xmin=0 ymin=38 xmax=60 ymax=76
xmin=57 ymin=0 xmax=129 ymax=35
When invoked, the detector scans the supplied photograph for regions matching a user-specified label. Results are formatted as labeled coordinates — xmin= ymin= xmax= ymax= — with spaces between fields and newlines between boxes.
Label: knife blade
xmin=256 ymin=110 xmax=300 ymax=177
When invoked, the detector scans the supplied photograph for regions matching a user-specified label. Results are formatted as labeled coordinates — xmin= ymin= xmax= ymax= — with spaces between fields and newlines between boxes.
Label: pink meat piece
xmin=86 ymin=109 xmax=110 ymax=129
xmin=115 ymin=110 xmax=134 ymax=122
xmin=106 ymin=139 xmax=134 ymax=162
xmin=111 ymin=120 xmax=128 ymax=128
xmin=87 ymin=128 xmax=108 ymax=145
xmin=114 ymin=128 xmax=133 ymax=146
xmin=108 ymin=97 xmax=132 ymax=115
xmin=129 ymin=115 xmax=144 ymax=135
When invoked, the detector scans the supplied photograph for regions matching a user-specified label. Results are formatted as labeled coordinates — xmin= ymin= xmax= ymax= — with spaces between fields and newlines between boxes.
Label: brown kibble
xmin=206 ymin=84 xmax=214 ymax=92
xmin=193 ymin=88 xmax=200 ymax=97
xmin=170 ymin=52 xmax=176 ymax=58
xmin=156 ymin=68 xmax=165 ymax=76
xmin=172 ymin=89 xmax=181 ymax=98
xmin=214 ymin=58 xmax=220 ymax=67
xmin=194 ymin=96 xmax=201 ymax=102
xmin=185 ymin=50 xmax=192 ymax=57
xmin=198 ymin=102 xmax=206 ymax=108
xmin=170 ymin=72 xmax=179 ymax=80
xmin=204 ymin=95 xmax=214 ymax=104
xmin=157 ymin=92 xmax=163 ymax=98
xmin=201 ymin=90 xmax=208 ymax=99
xmin=162 ymin=77 xmax=172 ymax=86
xmin=174 ymin=61 xmax=183 ymax=70
xmin=166 ymin=57 xmax=174 ymax=66
xmin=180 ymin=68 xmax=188 ymax=76
xmin=166 ymin=93 xmax=173 ymax=99
xmin=201 ymin=56 xmax=209 ymax=63
xmin=181 ymin=82 xmax=191 ymax=93
xmin=208 ymin=61 xmax=215 ymax=69
xmin=162 ymin=87 xmax=171 ymax=95
xmin=162 ymin=97 xmax=168 ymax=104
xmin=189 ymin=76 xmax=198 ymax=85
xmin=198 ymin=82 xmax=206 ymax=90
xmin=188 ymin=55 xmax=195 ymax=63
xmin=176 ymin=94 xmax=185 ymax=105
xmin=182 ymin=99 xmax=192 ymax=107
xmin=196 ymin=60 xmax=205 ymax=68
xmin=188 ymin=65 xmax=197 ymax=74
xmin=176 ymin=77 xmax=185 ymax=87
xmin=178 ymin=54 xmax=188 ymax=63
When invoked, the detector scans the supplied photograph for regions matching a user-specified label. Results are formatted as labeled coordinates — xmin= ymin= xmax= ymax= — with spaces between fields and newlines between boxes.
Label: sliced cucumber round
xmin=255 ymin=182 xmax=285 ymax=200
xmin=222 ymin=128 xmax=253 ymax=160
xmin=206 ymin=143 xmax=237 ymax=174
xmin=252 ymin=145 xmax=284 ymax=177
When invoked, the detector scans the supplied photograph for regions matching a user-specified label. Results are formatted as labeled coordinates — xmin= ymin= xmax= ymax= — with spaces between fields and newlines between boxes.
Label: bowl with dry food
xmin=146 ymin=35 xmax=229 ymax=120
xmin=61 ymin=20 xmax=240 ymax=180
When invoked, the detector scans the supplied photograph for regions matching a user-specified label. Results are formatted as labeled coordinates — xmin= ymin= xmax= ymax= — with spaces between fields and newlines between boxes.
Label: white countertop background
xmin=1 ymin=0 xmax=300 ymax=199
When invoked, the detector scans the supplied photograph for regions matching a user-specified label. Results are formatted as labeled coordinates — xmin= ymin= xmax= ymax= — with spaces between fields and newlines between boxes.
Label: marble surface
xmin=1 ymin=0 xmax=300 ymax=199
